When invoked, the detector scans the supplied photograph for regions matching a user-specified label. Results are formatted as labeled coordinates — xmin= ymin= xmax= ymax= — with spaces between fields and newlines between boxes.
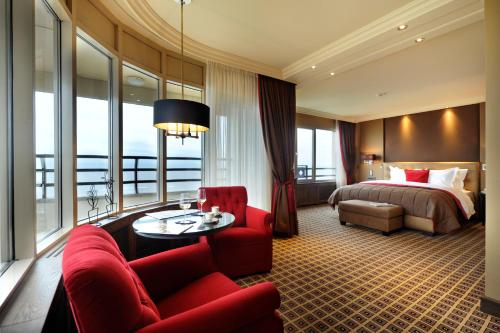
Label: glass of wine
xmin=198 ymin=188 xmax=206 ymax=215
xmin=177 ymin=193 xmax=193 ymax=225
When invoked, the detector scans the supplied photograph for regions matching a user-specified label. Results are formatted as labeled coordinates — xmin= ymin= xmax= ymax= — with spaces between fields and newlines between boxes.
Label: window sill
xmin=0 ymin=258 xmax=34 ymax=312
xmin=36 ymin=225 xmax=73 ymax=256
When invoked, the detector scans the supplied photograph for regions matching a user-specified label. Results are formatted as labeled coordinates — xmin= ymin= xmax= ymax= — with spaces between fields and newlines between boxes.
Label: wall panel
xmin=75 ymin=0 xmax=116 ymax=51
xmin=122 ymin=31 xmax=162 ymax=74
xmin=384 ymin=104 xmax=480 ymax=162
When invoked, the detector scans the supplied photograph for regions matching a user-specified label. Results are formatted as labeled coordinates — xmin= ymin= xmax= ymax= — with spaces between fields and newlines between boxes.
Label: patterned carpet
xmin=236 ymin=205 xmax=500 ymax=333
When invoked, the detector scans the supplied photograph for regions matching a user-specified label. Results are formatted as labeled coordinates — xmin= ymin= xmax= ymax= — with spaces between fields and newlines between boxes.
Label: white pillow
xmin=428 ymin=168 xmax=459 ymax=188
xmin=452 ymin=169 xmax=468 ymax=189
xmin=389 ymin=166 xmax=405 ymax=182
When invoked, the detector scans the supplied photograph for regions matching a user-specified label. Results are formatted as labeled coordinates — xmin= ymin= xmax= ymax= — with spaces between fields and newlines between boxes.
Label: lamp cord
xmin=180 ymin=0 xmax=184 ymax=100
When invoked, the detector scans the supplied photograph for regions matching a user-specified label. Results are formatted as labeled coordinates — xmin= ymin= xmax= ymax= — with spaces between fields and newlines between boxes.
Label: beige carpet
xmin=236 ymin=205 xmax=500 ymax=333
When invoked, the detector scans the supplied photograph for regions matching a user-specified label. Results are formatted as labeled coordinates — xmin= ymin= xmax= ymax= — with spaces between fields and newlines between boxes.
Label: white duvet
xmin=361 ymin=180 xmax=476 ymax=219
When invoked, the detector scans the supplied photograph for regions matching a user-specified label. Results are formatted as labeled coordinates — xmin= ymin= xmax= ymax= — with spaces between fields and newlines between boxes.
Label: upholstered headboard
xmin=382 ymin=162 xmax=481 ymax=195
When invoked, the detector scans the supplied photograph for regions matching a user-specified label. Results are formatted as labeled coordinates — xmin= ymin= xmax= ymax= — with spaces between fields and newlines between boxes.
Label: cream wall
xmin=484 ymin=0 xmax=500 ymax=304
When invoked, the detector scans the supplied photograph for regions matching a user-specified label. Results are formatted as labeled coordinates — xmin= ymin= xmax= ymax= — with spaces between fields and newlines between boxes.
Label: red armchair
xmin=199 ymin=186 xmax=273 ymax=277
xmin=62 ymin=225 xmax=283 ymax=333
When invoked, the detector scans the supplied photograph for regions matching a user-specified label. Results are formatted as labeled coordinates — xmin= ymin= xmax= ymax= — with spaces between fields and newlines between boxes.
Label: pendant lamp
xmin=153 ymin=0 xmax=210 ymax=143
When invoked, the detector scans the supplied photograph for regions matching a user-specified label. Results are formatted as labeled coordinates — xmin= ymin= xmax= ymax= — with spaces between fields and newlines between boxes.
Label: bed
xmin=328 ymin=162 xmax=481 ymax=234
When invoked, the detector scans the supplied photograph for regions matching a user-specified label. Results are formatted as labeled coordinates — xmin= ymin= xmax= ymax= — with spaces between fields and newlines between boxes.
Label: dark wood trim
xmin=481 ymin=296 xmax=500 ymax=318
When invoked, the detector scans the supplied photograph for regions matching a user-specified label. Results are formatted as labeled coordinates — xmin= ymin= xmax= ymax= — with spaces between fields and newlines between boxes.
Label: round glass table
xmin=132 ymin=211 xmax=235 ymax=240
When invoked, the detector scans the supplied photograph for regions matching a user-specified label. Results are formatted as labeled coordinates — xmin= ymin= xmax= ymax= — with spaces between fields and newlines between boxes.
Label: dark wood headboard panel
xmin=384 ymin=104 xmax=480 ymax=162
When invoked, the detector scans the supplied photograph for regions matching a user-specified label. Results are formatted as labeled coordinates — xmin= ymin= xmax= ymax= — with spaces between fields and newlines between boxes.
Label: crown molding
xmin=296 ymin=107 xmax=356 ymax=123
xmin=282 ymin=0 xmax=482 ymax=81
xmin=120 ymin=0 xmax=282 ymax=78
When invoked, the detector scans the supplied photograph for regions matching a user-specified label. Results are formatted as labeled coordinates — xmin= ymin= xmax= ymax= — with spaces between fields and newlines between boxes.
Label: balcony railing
xmin=35 ymin=154 xmax=202 ymax=199
xmin=296 ymin=164 xmax=336 ymax=181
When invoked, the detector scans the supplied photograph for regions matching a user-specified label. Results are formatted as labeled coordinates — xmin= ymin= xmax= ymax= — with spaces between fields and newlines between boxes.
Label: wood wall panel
xmin=166 ymin=54 xmax=204 ymax=87
xmin=384 ymin=104 xmax=480 ymax=162
xmin=76 ymin=0 xmax=116 ymax=50
xmin=122 ymin=31 xmax=162 ymax=74
xmin=296 ymin=113 xmax=335 ymax=130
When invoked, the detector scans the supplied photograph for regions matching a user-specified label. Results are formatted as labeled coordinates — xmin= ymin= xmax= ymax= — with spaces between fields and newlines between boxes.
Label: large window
xmin=0 ymin=0 xmax=11 ymax=274
xmin=165 ymin=82 xmax=203 ymax=202
xmin=34 ymin=0 xmax=61 ymax=242
xmin=122 ymin=65 xmax=160 ymax=208
xmin=76 ymin=36 xmax=112 ymax=221
xmin=297 ymin=128 xmax=336 ymax=182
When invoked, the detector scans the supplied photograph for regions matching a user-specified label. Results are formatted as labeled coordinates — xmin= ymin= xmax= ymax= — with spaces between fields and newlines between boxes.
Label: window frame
xmin=121 ymin=63 xmax=161 ymax=209
xmin=34 ymin=0 xmax=64 ymax=243
xmin=164 ymin=80 xmax=205 ymax=203
xmin=75 ymin=32 xmax=115 ymax=223
xmin=296 ymin=127 xmax=336 ymax=183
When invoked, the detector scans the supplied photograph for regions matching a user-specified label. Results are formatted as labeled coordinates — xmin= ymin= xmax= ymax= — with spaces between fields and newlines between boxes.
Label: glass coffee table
xmin=132 ymin=211 xmax=235 ymax=240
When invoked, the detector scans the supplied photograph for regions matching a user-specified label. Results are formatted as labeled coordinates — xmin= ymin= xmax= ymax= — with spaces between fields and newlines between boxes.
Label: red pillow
xmin=404 ymin=169 xmax=429 ymax=183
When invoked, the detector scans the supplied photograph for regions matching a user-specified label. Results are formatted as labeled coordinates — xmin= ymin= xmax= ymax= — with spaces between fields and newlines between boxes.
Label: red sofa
xmin=199 ymin=186 xmax=273 ymax=277
xmin=62 ymin=225 xmax=283 ymax=333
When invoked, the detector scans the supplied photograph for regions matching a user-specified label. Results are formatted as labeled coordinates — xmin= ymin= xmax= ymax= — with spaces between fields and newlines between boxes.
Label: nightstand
xmin=479 ymin=191 xmax=486 ymax=225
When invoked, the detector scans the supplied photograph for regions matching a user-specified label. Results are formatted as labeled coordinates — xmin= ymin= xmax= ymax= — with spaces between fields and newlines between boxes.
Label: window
xmin=0 ymin=0 xmax=11 ymax=274
xmin=296 ymin=128 xmax=336 ymax=182
xmin=122 ymin=65 xmax=160 ymax=208
xmin=297 ymin=128 xmax=313 ymax=180
xmin=165 ymin=82 xmax=203 ymax=201
xmin=34 ymin=0 xmax=61 ymax=242
xmin=315 ymin=129 xmax=335 ymax=180
xmin=76 ymin=36 xmax=112 ymax=221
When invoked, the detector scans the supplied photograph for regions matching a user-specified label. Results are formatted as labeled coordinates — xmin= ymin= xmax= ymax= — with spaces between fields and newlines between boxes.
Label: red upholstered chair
xmin=198 ymin=186 xmax=273 ymax=277
xmin=62 ymin=225 xmax=283 ymax=333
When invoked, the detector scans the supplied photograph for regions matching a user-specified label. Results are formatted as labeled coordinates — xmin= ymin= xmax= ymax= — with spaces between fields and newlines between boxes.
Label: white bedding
xmin=361 ymin=180 xmax=476 ymax=219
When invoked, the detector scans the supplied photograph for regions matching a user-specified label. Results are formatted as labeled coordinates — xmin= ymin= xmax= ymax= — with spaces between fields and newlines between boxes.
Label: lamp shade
xmin=153 ymin=99 xmax=210 ymax=132
xmin=361 ymin=154 xmax=376 ymax=161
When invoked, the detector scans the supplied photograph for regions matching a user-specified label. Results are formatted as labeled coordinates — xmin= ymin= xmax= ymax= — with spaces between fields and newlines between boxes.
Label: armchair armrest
xmin=246 ymin=206 xmax=272 ymax=234
xmin=129 ymin=242 xmax=217 ymax=300
xmin=136 ymin=282 xmax=281 ymax=333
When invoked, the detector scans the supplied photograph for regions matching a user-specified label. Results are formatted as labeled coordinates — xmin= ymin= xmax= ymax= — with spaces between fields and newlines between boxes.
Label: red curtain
xmin=338 ymin=121 xmax=357 ymax=185
xmin=257 ymin=75 xmax=298 ymax=237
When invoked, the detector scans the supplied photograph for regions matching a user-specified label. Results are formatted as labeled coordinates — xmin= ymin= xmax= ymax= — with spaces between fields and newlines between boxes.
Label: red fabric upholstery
xmin=405 ymin=169 xmax=430 ymax=183
xmin=63 ymin=225 xmax=282 ymax=333
xmin=199 ymin=186 xmax=248 ymax=227
xmin=199 ymin=186 xmax=273 ymax=277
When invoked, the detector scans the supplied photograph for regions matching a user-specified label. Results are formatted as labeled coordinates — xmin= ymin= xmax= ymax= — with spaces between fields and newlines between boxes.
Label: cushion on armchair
xmin=63 ymin=225 xmax=283 ymax=333
xmin=199 ymin=186 xmax=273 ymax=277
xmin=200 ymin=186 xmax=248 ymax=227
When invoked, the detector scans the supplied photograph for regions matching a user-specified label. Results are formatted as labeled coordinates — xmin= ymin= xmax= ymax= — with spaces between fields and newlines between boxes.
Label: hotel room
xmin=0 ymin=0 xmax=499 ymax=332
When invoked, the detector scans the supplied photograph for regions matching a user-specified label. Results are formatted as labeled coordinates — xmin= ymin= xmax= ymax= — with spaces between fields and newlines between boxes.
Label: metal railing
xmin=296 ymin=164 xmax=336 ymax=181
xmin=35 ymin=154 xmax=202 ymax=199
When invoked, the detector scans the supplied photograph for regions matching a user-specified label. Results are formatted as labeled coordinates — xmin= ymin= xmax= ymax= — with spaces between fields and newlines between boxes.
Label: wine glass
xmin=177 ymin=193 xmax=193 ymax=224
xmin=198 ymin=188 xmax=206 ymax=215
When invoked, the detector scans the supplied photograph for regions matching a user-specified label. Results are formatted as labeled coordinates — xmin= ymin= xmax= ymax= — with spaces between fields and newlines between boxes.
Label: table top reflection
xmin=132 ymin=211 xmax=235 ymax=240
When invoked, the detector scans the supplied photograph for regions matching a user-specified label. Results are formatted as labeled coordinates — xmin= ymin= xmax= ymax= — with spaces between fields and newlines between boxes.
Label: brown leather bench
xmin=338 ymin=200 xmax=403 ymax=236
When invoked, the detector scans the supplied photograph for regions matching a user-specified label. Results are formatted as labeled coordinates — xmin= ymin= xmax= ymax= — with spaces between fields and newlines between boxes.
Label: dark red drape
xmin=257 ymin=75 xmax=298 ymax=237
xmin=338 ymin=120 xmax=356 ymax=185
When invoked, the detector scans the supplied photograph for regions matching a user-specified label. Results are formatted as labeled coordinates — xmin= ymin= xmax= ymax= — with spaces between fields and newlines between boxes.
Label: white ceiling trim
xmin=296 ymin=107 xmax=357 ymax=123
xmin=121 ymin=0 xmax=283 ymax=78
xmin=283 ymin=0 xmax=482 ymax=81
xmin=296 ymin=7 xmax=484 ymax=89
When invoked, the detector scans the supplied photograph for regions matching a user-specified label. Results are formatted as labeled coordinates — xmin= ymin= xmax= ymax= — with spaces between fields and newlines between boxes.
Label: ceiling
xmin=102 ymin=0 xmax=485 ymax=121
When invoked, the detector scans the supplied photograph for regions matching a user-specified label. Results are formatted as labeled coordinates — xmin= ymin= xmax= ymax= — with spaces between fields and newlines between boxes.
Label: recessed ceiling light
xmin=311 ymin=65 xmax=316 ymax=69
xmin=136 ymin=99 xmax=141 ymax=102
xmin=330 ymin=72 xmax=335 ymax=76
xmin=130 ymin=93 xmax=134 ymax=96
xmin=415 ymin=37 xmax=425 ymax=43
xmin=397 ymin=24 xmax=408 ymax=31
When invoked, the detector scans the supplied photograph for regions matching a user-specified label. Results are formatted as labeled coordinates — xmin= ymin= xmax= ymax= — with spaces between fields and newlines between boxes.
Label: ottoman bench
xmin=338 ymin=200 xmax=403 ymax=236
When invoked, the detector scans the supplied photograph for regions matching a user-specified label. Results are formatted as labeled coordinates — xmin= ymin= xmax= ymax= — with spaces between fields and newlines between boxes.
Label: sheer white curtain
xmin=204 ymin=61 xmax=271 ymax=210
xmin=335 ymin=120 xmax=347 ymax=187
